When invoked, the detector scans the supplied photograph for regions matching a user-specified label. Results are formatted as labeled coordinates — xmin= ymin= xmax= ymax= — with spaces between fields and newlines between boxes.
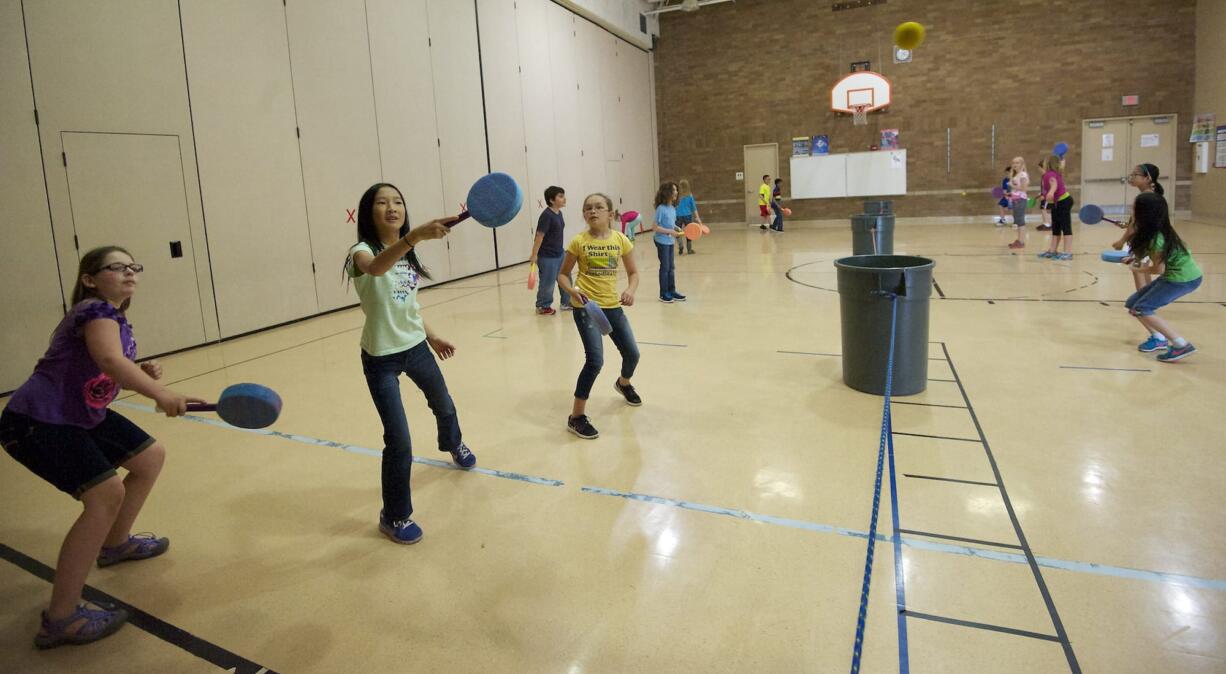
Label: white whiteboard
xmin=790 ymin=149 xmax=906 ymax=199
xmin=789 ymin=153 xmax=846 ymax=198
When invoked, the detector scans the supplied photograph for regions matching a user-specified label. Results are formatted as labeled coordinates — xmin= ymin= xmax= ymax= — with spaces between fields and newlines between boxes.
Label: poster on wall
xmin=1216 ymin=126 xmax=1226 ymax=169
xmin=880 ymin=129 xmax=899 ymax=149
xmin=792 ymin=137 xmax=811 ymax=156
xmin=811 ymin=135 xmax=830 ymax=155
xmin=1190 ymin=114 xmax=1215 ymax=142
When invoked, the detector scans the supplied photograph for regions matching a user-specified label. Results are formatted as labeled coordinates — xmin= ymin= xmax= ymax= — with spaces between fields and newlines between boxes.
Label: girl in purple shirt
xmin=1 ymin=246 xmax=201 ymax=649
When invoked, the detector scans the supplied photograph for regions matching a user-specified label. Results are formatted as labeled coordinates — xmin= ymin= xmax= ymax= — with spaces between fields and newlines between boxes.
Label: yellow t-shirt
xmin=758 ymin=183 xmax=771 ymax=206
xmin=566 ymin=230 xmax=633 ymax=309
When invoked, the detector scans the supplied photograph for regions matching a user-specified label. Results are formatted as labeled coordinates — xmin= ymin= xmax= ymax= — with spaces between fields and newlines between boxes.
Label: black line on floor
xmin=891 ymin=431 xmax=981 ymax=443
xmin=1058 ymin=365 xmax=1151 ymax=373
xmin=637 ymin=341 xmax=687 ymax=348
xmin=928 ymin=378 xmax=957 ymax=383
xmin=933 ymin=278 xmax=946 ymax=299
xmin=941 ymin=343 xmax=1081 ymax=671
xmin=890 ymin=401 xmax=968 ymax=409
xmin=902 ymin=473 xmax=998 ymax=488
xmin=902 ymin=611 xmax=1061 ymax=643
xmin=898 ymin=528 xmax=1023 ymax=550
xmin=0 ymin=543 xmax=274 ymax=673
xmin=481 ymin=328 xmax=506 ymax=339
xmin=777 ymin=350 xmax=840 ymax=357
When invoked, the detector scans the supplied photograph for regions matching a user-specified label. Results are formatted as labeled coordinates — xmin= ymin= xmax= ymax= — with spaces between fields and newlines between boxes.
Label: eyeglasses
xmin=582 ymin=204 xmax=609 ymax=213
xmin=97 ymin=263 xmax=144 ymax=274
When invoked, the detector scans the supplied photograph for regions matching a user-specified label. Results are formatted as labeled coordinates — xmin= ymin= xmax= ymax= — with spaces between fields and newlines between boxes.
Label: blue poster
xmin=811 ymin=135 xmax=830 ymax=155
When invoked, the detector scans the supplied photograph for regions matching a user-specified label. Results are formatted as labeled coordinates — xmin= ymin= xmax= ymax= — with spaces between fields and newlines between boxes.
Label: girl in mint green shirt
xmin=345 ymin=182 xmax=476 ymax=545
xmin=1123 ymin=192 xmax=1202 ymax=363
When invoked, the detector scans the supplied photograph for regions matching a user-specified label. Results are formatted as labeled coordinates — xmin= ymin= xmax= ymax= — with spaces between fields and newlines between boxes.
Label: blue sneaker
xmin=1157 ymin=343 xmax=1196 ymax=362
xmin=1038 ymin=251 xmax=1054 ymax=259
xmin=669 ymin=292 xmax=687 ymax=302
xmin=379 ymin=511 xmax=423 ymax=545
xmin=658 ymin=295 xmax=673 ymax=303
xmin=449 ymin=441 xmax=476 ymax=469
xmin=1137 ymin=335 xmax=1168 ymax=353
xmin=1056 ymin=252 xmax=1073 ymax=260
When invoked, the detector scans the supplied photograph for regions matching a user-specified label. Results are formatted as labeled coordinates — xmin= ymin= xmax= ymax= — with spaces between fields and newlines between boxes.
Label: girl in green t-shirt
xmin=345 ymin=183 xmax=475 ymax=545
xmin=1123 ymin=192 xmax=1203 ymax=363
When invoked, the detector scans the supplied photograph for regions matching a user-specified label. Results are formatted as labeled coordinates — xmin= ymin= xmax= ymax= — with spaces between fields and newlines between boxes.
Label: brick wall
xmin=654 ymin=0 xmax=1196 ymax=222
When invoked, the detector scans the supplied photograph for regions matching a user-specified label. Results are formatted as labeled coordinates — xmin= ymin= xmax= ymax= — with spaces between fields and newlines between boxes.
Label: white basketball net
xmin=852 ymin=104 xmax=869 ymax=126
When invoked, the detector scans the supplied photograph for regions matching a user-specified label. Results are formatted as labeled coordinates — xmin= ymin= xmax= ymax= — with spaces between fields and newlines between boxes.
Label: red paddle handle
xmin=446 ymin=211 xmax=473 ymax=228
xmin=186 ymin=402 xmax=217 ymax=412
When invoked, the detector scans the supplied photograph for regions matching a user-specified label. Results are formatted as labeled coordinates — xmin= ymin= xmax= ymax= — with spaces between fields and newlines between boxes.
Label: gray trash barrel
xmin=834 ymin=255 xmax=935 ymax=396
xmin=851 ymin=214 xmax=894 ymax=255
xmin=863 ymin=200 xmax=893 ymax=215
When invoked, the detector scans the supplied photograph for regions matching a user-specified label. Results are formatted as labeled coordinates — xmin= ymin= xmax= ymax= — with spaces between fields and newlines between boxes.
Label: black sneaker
xmin=614 ymin=380 xmax=642 ymax=406
xmin=567 ymin=415 xmax=599 ymax=439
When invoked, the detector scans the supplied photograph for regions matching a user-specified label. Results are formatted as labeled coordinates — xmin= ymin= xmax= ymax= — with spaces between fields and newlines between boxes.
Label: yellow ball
xmin=961 ymin=191 xmax=967 ymax=196
xmin=894 ymin=21 xmax=925 ymax=50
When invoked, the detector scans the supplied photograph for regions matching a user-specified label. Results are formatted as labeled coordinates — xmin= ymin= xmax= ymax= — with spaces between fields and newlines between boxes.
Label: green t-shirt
xmin=1150 ymin=234 xmax=1202 ymax=283
xmin=347 ymin=242 xmax=427 ymax=356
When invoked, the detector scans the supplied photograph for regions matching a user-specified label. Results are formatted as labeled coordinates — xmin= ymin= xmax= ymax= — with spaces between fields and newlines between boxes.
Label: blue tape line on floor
xmin=111 ymin=401 xmax=564 ymax=487
xmin=109 ymin=402 xmax=1226 ymax=592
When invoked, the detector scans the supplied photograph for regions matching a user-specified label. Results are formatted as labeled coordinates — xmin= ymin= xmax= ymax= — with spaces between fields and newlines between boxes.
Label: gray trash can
xmin=851 ymin=214 xmax=894 ymax=255
xmin=834 ymin=255 xmax=935 ymax=396
xmin=863 ymin=200 xmax=893 ymax=215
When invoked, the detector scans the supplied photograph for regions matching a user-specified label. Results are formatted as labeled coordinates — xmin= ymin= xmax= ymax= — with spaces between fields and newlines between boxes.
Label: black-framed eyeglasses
xmin=97 ymin=262 xmax=144 ymax=274
xmin=583 ymin=204 xmax=609 ymax=213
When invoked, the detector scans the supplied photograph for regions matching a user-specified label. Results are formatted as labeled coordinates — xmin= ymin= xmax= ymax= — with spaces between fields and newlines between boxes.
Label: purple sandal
xmin=35 ymin=603 xmax=130 ymax=649
xmin=97 ymin=533 xmax=169 ymax=567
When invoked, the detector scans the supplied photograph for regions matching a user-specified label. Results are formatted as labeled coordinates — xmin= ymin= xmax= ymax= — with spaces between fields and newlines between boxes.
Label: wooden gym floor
xmin=2 ymin=216 xmax=1223 ymax=673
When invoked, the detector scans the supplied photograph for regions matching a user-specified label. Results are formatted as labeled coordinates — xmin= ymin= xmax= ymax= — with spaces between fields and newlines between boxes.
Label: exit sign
xmin=1122 ymin=94 xmax=1140 ymax=106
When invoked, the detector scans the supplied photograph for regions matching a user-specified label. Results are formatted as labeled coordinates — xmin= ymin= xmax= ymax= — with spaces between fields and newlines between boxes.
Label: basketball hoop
xmin=852 ymin=104 xmax=869 ymax=126
xmin=832 ymin=71 xmax=891 ymax=127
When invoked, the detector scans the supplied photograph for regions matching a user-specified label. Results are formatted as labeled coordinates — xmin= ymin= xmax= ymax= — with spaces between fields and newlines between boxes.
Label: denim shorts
xmin=1 ymin=407 xmax=154 ymax=498
xmin=1125 ymin=276 xmax=1203 ymax=316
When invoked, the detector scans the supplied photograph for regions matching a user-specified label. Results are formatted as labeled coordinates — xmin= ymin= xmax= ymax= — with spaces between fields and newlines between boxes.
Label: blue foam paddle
xmin=1053 ymin=141 xmax=1069 ymax=157
xmin=584 ymin=300 xmax=612 ymax=335
xmin=1101 ymin=250 xmax=1128 ymax=263
xmin=1078 ymin=204 xmax=1122 ymax=226
xmin=448 ymin=173 xmax=522 ymax=228
xmin=186 ymin=383 xmax=282 ymax=429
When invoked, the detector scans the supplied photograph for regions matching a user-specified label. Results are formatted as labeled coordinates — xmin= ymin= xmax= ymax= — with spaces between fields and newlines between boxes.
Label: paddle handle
xmin=1104 ymin=216 xmax=1122 ymax=226
xmin=446 ymin=211 xmax=473 ymax=228
xmin=154 ymin=401 xmax=216 ymax=414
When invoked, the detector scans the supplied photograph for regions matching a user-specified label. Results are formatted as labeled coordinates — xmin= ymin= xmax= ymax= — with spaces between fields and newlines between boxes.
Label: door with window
xmin=1080 ymin=115 xmax=1177 ymax=215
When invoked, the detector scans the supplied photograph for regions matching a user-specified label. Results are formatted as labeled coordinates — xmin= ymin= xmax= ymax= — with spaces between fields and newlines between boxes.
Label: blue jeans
xmin=771 ymin=203 xmax=784 ymax=230
xmin=572 ymin=306 xmax=640 ymax=400
xmin=535 ymin=254 xmax=564 ymax=309
xmin=361 ymin=341 xmax=462 ymax=520
xmin=1125 ymin=275 xmax=1202 ymax=316
xmin=677 ymin=215 xmax=694 ymax=252
xmin=655 ymin=242 xmax=676 ymax=298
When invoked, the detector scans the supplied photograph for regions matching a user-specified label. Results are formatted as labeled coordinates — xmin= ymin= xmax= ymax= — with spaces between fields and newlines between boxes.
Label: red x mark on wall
xmin=345 ymin=208 xmax=356 ymax=223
